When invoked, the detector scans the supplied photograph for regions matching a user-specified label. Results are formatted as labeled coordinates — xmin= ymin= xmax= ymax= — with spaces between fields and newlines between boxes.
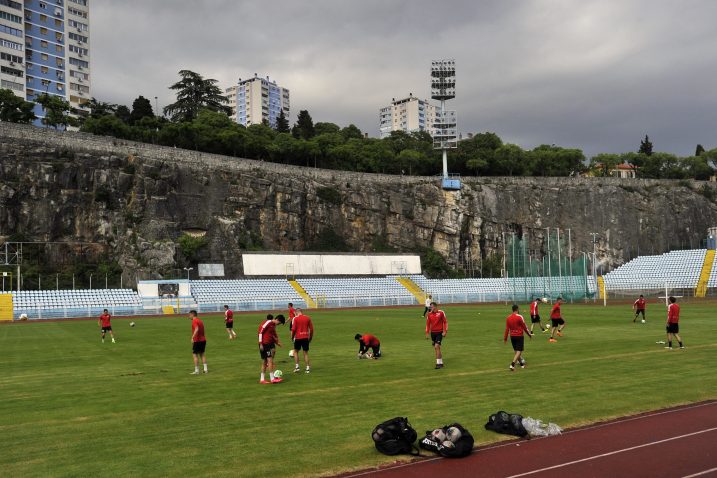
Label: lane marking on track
xmin=682 ymin=467 xmax=717 ymax=478
xmin=505 ymin=427 xmax=717 ymax=478
xmin=342 ymin=401 xmax=717 ymax=477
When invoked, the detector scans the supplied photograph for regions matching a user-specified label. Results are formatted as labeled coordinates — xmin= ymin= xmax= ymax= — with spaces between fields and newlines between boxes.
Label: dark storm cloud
xmin=92 ymin=0 xmax=717 ymax=157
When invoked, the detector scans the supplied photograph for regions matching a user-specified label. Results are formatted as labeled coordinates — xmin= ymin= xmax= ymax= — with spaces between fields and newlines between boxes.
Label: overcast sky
xmin=91 ymin=0 xmax=717 ymax=158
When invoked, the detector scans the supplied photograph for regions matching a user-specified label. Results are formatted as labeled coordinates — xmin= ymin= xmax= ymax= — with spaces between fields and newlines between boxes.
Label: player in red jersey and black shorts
xmin=189 ymin=310 xmax=208 ymax=375
xmin=258 ymin=314 xmax=285 ymax=383
xmin=291 ymin=310 xmax=314 ymax=373
xmin=548 ymin=297 xmax=565 ymax=343
xmin=98 ymin=309 xmax=116 ymax=343
xmin=224 ymin=305 xmax=237 ymax=340
xmin=665 ymin=296 xmax=684 ymax=350
xmin=355 ymin=333 xmax=381 ymax=358
xmin=529 ymin=297 xmax=547 ymax=333
xmin=288 ymin=304 xmax=298 ymax=358
xmin=425 ymin=302 xmax=448 ymax=369
xmin=504 ymin=304 xmax=533 ymax=371
xmin=633 ymin=295 xmax=647 ymax=323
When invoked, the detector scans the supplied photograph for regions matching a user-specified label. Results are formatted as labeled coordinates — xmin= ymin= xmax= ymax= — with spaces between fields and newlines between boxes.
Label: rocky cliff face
xmin=2 ymin=122 xmax=716 ymax=286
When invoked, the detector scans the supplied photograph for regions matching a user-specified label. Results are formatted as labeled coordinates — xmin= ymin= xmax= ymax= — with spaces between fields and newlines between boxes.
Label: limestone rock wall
xmin=2 ymin=122 xmax=716 ymax=286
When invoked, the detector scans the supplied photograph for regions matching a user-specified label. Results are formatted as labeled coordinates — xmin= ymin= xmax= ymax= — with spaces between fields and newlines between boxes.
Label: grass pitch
xmin=1 ymin=302 xmax=715 ymax=477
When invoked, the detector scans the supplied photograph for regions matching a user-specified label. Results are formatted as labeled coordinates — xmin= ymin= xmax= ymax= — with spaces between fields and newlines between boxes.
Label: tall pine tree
xmin=275 ymin=109 xmax=290 ymax=133
xmin=292 ymin=110 xmax=315 ymax=140
xmin=638 ymin=135 xmax=653 ymax=156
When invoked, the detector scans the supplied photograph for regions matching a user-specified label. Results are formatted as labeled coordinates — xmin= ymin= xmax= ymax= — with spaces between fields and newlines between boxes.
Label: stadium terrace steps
xmin=395 ymin=277 xmax=425 ymax=304
xmin=0 ymin=294 xmax=13 ymax=321
xmin=695 ymin=249 xmax=715 ymax=298
xmin=288 ymin=280 xmax=316 ymax=308
xmin=603 ymin=249 xmax=706 ymax=290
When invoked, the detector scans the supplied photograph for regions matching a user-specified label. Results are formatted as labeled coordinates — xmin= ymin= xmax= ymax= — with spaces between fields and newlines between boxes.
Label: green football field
xmin=1 ymin=302 xmax=715 ymax=477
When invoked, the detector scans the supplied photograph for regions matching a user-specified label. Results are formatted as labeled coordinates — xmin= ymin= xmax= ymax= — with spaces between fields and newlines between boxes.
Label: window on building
xmin=55 ymin=19 xmax=61 ymax=27
xmin=40 ymin=14 xmax=47 ymax=21
xmin=40 ymin=27 xmax=48 ymax=34
xmin=39 ymin=2 xmax=47 ymax=8
xmin=41 ymin=40 xmax=48 ymax=48
xmin=41 ymin=66 xmax=48 ymax=73
xmin=55 ymin=45 xmax=62 ymax=52
xmin=41 ymin=53 xmax=48 ymax=60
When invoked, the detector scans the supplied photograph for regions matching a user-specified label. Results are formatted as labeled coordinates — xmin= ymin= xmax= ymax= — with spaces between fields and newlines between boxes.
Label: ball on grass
xmin=274 ymin=370 xmax=283 ymax=378
xmin=641 ymin=319 xmax=646 ymax=324
xmin=541 ymin=297 xmax=548 ymax=303
xmin=130 ymin=321 xmax=136 ymax=327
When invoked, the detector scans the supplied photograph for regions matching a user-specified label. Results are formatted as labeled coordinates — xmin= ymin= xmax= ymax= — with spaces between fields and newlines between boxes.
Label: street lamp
xmin=89 ymin=273 xmax=93 ymax=290
xmin=183 ymin=267 xmax=193 ymax=281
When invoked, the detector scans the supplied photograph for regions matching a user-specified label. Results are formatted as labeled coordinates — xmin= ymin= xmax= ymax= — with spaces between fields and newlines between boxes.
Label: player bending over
xmin=355 ymin=333 xmax=381 ymax=359
xmin=258 ymin=314 xmax=285 ymax=383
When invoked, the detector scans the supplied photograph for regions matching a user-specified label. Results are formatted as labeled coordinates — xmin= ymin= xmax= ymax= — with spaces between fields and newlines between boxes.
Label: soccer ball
xmin=541 ymin=298 xmax=548 ymax=303
xmin=289 ymin=350 xmax=295 ymax=358
xmin=431 ymin=429 xmax=446 ymax=442
xmin=274 ymin=370 xmax=283 ymax=378
xmin=129 ymin=321 xmax=136 ymax=327
xmin=446 ymin=426 xmax=462 ymax=442
xmin=641 ymin=319 xmax=646 ymax=324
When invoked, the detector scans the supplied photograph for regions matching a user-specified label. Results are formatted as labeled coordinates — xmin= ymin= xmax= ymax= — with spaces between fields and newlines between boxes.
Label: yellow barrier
xmin=695 ymin=250 xmax=715 ymax=298
xmin=0 ymin=294 xmax=13 ymax=321
xmin=288 ymin=280 xmax=316 ymax=308
xmin=395 ymin=277 xmax=425 ymax=304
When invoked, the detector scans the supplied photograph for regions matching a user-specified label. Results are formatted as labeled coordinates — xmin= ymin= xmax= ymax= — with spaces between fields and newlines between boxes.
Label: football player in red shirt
xmin=288 ymin=304 xmax=298 ymax=358
xmin=189 ymin=310 xmax=208 ymax=375
xmin=529 ymin=297 xmax=547 ymax=333
xmin=355 ymin=333 xmax=381 ymax=359
xmin=224 ymin=305 xmax=237 ymax=340
xmin=98 ymin=308 xmax=115 ymax=343
xmin=548 ymin=297 xmax=565 ymax=343
xmin=425 ymin=302 xmax=448 ymax=369
xmin=665 ymin=296 xmax=684 ymax=350
xmin=291 ymin=310 xmax=314 ymax=373
xmin=504 ymin=304 xmax=532 ymax=371
xmin=258 ymin=314 xmax=285 ymax=383
xmin=633 ymin=295 xmax=647 ymax=323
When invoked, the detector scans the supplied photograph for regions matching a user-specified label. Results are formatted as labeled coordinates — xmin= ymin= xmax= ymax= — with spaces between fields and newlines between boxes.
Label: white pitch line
xmin=505 ymin=427 xmax=717 ymax=478
xmin=681 ymin=467 xmax=717 ymax=478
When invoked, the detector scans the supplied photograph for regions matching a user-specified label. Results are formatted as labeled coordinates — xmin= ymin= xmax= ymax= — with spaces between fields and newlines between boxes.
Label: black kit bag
xmin=484 ymin=411 xmax=528 ymax=438
xmin=420 ymin=423 xmax=474 ymax=458
xmin=371 ymin=417 xmax=420 ymax=456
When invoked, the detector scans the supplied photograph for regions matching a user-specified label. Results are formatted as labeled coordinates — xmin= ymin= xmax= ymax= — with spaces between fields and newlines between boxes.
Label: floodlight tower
xmin=431 ymin=59 xmax=459 ymax=190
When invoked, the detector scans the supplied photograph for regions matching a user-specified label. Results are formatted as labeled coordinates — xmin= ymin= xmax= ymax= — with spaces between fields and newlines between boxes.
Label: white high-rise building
xmin=0 ymin=0 xmax=90 ymax=125
xmin=225 ymin=74 xmax=289 ymax=128
xmin=379 ymin=94 xmax=437 ymax=138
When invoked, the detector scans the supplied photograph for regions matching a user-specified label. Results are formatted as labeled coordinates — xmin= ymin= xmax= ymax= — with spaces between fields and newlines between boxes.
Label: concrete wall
xmin=242 ymin=253 xmax=422 ymax=276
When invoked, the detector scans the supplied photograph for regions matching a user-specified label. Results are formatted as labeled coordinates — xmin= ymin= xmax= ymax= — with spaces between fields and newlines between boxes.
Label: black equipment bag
xmin=419 ymin=423 xmax=474 ymax=458
xmin=371 ymin=417 xmax=419 ymax=456
xmin=484 ymin=411 xmax=528 ymax=438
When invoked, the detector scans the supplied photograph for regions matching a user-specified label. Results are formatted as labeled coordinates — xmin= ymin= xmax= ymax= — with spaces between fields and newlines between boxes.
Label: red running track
xmin=344 ymin=401 xmax=717 ymax=478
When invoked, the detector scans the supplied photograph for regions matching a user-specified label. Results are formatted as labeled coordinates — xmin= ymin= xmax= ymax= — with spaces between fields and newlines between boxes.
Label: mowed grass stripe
xmin=1 ymin=302 xmax=715 ymax=477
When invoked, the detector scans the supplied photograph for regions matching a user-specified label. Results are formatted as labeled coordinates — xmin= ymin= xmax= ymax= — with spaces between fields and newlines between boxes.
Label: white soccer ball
xmin=274 ymin=370 xmax=283 ymax=378
xmin=431 ymin=429 xmax=446 ymax=442
xmin=130 ymin=321 xmax=136 ymax=327
xmin=641 ymin=319 xmax=646 ymax=324
xmin=541 ymin=298 xmax=548 ymax=303
xmin=446 ymin=426 xmax=462 ymax=442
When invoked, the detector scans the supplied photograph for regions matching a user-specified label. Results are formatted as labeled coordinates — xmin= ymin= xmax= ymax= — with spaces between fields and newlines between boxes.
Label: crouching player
xmin=504 ymin=304 xmax=532 ymax=371
xmin=355 ymin=333 xmax=381 ymax=359
xmin=258 ymin=314 xmax=285 ymax=384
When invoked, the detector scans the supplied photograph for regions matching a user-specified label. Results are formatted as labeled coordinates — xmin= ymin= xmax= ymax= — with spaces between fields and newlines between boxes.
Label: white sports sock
xmin=203 ymin=364 xmax=208 ymax=372
xmin=437 ymin=359 xmax=443 ymax=365
xmin=194 ymin=367 xmax=200 ymax=373
xmin=260 ymin=373 xmax=265 ymax=381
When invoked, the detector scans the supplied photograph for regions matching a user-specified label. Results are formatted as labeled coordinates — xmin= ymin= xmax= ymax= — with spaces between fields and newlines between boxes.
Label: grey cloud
xmin=91 ymin=0 xmax=717 ymax=157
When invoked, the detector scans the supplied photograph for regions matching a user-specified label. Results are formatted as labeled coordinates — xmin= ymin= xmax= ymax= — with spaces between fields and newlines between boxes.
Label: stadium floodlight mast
xmin=431 ymin=59 xmax=459 ymax=190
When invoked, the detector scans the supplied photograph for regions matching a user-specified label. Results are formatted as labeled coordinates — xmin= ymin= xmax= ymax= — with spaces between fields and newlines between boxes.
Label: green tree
xmin=695 ymin=144 xmax=706 ymax=156
xmin=340 ymin=124 xmax=363 ymax=140
xmin=314 ymin=122 xmax=340 ymax=135
xmin=292 ymin=109 xmax=315 ymax=140
xmin=87 ymin=97 xmax=117 ymax=118
xmin=115 ymin=105 xmax=131 ymax=123
xmin=177 ymin=234 xmax=207 ymax=261
xmin=35 ymin=93 xmax=77 ymax=129
xmin=275 ymin=109 xmax=290 ymax=133
xmin=459 ymin=132 xmax=503 ymax=176
xmin=129 ymin=95 xmax=154 ymax=124
xmin=80 ymin=114 xmax=132 ymax=138
xmin=638 ymin=135 xmax=653 ymax=156
xmin=493 ymin=143 xmax=526 ymax=176
xmin=0 ymin=88 xmax=36 ymax=123
xmin=163 ymin=70 xmax=231 ymax=122
xmin=589 ymin=153 xmax=621 ymax=177
xmin=681 ymin=156 xmax=713 ymax=180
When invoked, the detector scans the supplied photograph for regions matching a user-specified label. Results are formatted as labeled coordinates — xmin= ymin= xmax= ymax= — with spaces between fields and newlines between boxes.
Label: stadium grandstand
xmin=3 ymin=242 xmax=717 ymax=320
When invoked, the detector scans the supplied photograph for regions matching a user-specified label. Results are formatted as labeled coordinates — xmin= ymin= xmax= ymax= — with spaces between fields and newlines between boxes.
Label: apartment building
xmin=225 ymin=74 xmax=289 ymax=128
xmin=0 ymin=0 xmax=90 ymax=124
xmin=379 ymin=93 xmax=437 ymax=138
